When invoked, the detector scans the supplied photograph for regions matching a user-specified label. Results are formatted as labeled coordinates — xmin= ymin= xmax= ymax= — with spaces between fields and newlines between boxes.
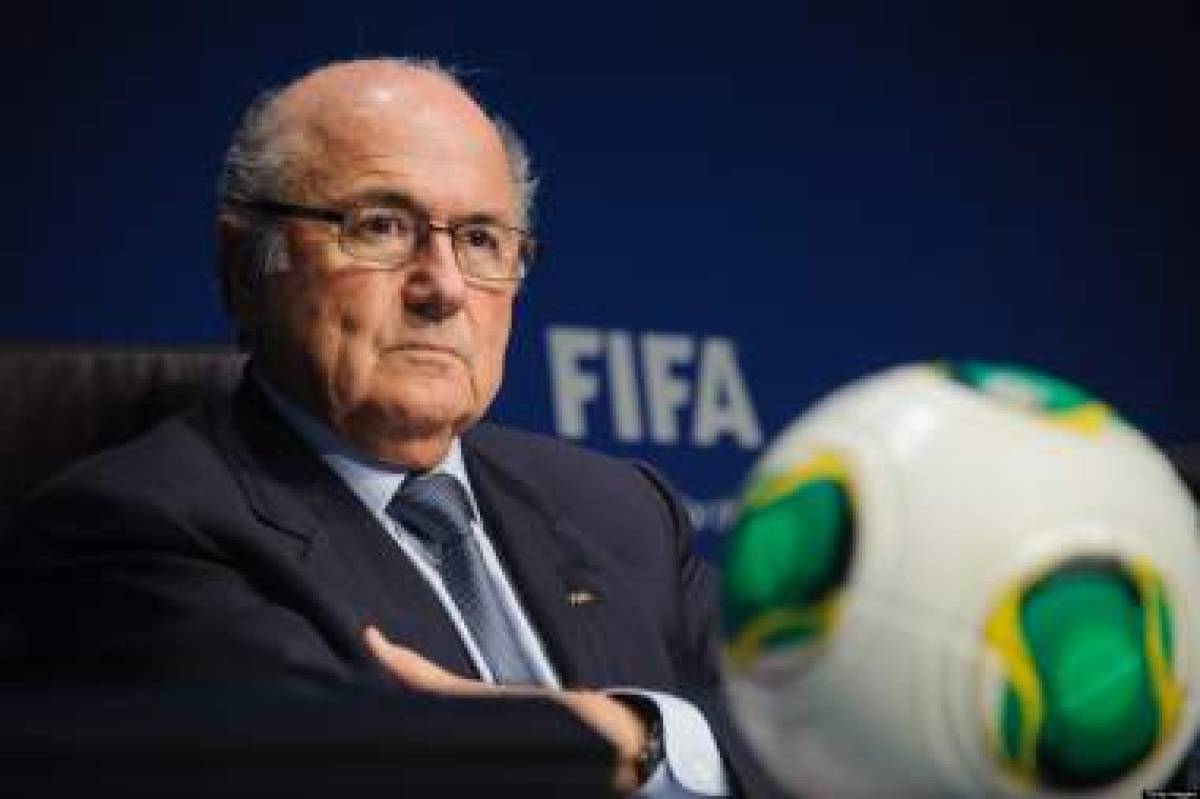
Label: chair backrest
xmin=0 ymin=345 xmax=245 ymax=529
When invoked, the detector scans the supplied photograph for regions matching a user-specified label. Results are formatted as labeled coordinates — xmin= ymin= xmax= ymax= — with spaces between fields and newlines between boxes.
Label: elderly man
xmin=6 ymin=59 xmax=767 ymax=796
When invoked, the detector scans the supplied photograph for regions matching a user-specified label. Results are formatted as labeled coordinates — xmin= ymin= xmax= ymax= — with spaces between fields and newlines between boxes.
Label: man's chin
xmin=340 ymin=390 xmax=478 ymax=465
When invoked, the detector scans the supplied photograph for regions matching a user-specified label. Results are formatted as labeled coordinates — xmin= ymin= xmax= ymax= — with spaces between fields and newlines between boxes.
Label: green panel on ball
xmin=1016 ymin=563 xmax=1158 ymax=788
xmin=941 ymin=360 xmax=1114 ymax=436
xmin=1155 ymin=591 xmax=1174 ymax=668
xmin=722 ymin=476 xmax=854 ymax=659
xmin=946 ymin=361 xmax=1094 ymax=412
xmin=1000 ymin=684 xmax=1025 ymax=765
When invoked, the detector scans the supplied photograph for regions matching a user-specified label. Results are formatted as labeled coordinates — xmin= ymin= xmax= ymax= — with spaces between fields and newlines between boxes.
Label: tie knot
xmin=387 ymin=472 xmax=475 ymax=550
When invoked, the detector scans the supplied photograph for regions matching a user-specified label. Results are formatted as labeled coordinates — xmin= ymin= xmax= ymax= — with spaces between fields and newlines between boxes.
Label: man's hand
xmin=364 ymin=625 xmax=650 ymax=794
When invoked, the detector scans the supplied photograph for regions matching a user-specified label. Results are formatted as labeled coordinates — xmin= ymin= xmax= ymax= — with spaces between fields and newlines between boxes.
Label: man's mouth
xmin=389 ymin=343 xmax=467 ymax=363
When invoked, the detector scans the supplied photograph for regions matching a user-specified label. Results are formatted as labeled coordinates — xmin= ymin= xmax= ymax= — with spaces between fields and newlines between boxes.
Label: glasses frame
xmin=223 ymin=197 xmax=537 ymax=282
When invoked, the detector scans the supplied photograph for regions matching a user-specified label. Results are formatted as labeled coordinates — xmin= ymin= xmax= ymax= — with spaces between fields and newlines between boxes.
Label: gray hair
xmin=216 ymin=58 xmax=537 ymax=321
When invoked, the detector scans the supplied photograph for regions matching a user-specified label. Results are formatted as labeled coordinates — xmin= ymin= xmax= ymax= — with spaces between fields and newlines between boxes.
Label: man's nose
xmin=401 ymin=225 xmax=467 ymax=318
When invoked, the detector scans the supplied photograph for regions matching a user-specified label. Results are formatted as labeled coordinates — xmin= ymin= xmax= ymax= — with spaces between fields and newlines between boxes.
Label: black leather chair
xmin=0 ymin=345 xmax=246 ymax=530
xmin=0 ymin=345 xmax=245 ymax=673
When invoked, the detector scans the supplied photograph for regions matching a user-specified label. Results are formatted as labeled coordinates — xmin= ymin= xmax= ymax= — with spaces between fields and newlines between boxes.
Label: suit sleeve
xmin=632 ymin=462 xmax=788 ymax=799
xmin=1 ymin=477 xmax=357 ymax=692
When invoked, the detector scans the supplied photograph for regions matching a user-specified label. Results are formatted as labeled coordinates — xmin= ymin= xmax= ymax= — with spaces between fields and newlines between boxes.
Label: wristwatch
xmin=635 ymin=714 xmax=665 ymax=784
xmin=623 ymin=697 xmax=665 ymax=785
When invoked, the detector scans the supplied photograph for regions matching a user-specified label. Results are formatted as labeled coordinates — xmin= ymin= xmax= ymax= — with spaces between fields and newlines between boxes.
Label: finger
xmin=363 ymin=625 xmax=483 ymax=694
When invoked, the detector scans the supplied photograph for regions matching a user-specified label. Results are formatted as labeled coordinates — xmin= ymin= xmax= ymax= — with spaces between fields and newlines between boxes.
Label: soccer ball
xmin=720 ymin=362 xmax=1200 ymax=797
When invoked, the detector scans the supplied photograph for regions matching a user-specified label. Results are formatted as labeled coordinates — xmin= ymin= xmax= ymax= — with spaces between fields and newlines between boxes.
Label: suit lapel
xmin=463 ymin=429 xmax=617 ymax=688
xmin=215 ymin=378 xmax=479 ymax=679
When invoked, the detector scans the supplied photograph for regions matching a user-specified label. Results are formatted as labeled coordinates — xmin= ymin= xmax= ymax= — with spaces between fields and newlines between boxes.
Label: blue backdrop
xmin=7 ymin=3 xmax=1198 ymax=552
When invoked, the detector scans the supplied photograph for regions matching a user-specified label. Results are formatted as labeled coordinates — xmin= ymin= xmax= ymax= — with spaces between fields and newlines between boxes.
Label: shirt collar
xmin=253 ymin=371 xmax=475 ymax=523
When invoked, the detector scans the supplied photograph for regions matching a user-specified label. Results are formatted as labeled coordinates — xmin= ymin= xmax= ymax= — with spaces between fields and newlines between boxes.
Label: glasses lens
xmin=454 ymin=222 xmax=522 ymax=280
xmin=341 ymin=206 xmax=417 ymax=263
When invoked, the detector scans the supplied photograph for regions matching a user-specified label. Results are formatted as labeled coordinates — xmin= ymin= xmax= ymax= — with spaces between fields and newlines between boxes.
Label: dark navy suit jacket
xmin=5 ymin=378 xmax=776 ymax=796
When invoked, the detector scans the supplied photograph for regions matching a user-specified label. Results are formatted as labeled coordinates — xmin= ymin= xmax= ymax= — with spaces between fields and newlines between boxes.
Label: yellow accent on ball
xmin=984 ymin=583 xmax=1046 ymax=785
xmin=726 ymin=597 xmax=843 ymax=672
xmin=1047 ymin=402 xmax=1112 ymax=437
xmin=744 ymin=452 xmax=850 ymax=511
xmin=1132 ymin=558 xmax=1185 ymax=746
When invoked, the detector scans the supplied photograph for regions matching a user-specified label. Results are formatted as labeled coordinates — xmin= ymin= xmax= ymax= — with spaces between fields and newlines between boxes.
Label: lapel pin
xmin=567 ymin=589 xmax=597 ymax=606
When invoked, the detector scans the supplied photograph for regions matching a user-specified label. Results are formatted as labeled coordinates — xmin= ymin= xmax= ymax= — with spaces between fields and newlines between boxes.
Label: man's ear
xmin=216 ymin=216 xmax=263 ymax=330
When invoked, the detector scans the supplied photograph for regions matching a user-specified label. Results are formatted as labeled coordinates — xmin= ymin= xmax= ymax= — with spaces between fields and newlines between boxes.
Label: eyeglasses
xmin=224 ymin=198 xmax=536 ymax=282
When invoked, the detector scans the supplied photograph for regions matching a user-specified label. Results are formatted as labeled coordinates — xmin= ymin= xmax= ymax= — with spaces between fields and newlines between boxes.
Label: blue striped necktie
xmin=387 ymin=472 xmax=539 ymax=685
